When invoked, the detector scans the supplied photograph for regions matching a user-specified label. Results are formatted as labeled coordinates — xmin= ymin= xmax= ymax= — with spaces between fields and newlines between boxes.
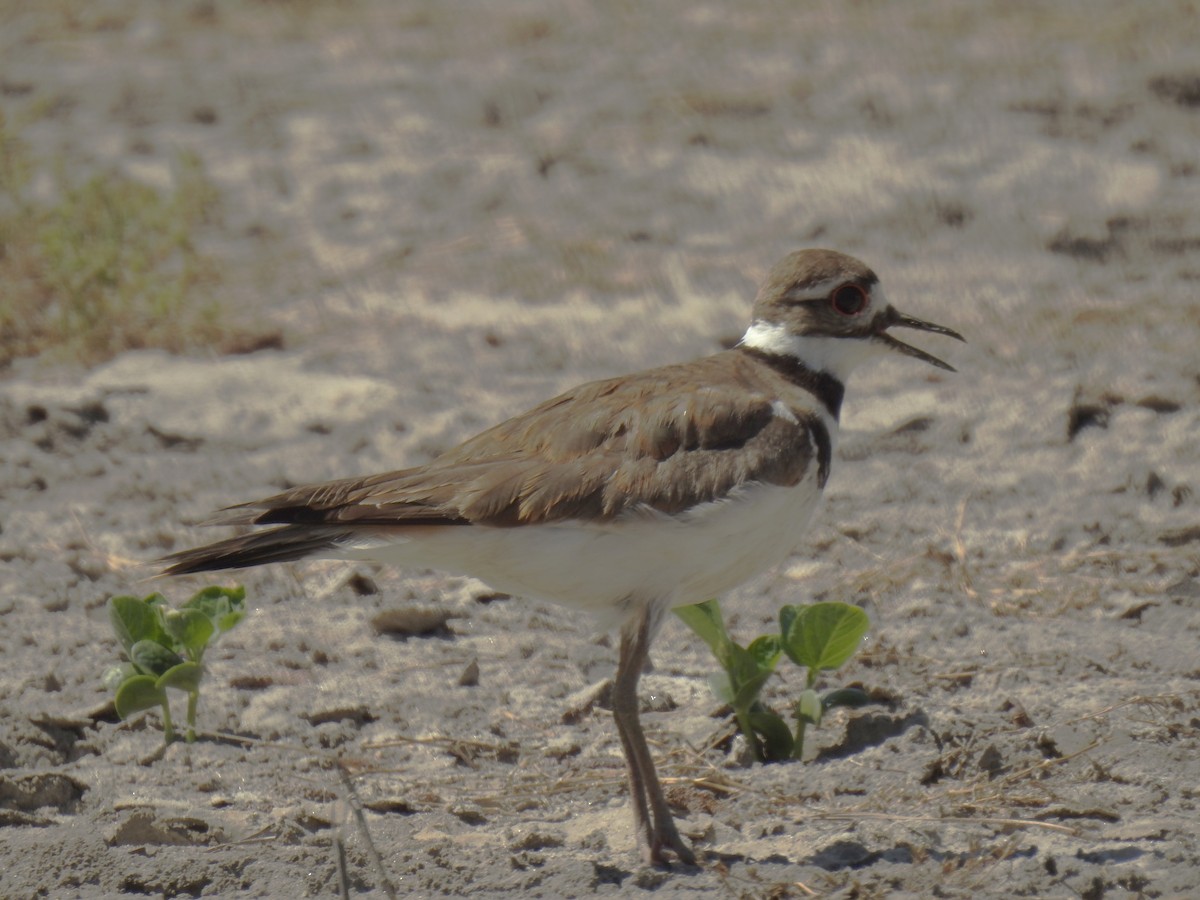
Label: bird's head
xmin=741 ymin=248 xmax=965 ymax=381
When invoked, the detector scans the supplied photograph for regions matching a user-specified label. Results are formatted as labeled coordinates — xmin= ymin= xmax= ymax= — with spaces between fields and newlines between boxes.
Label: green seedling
xmin=103 ymin=586 xmax=245 ymax=744
xmin=779 ymin=601 xmax=871 ymax=760
xmin=675 ymin=599 xmax=870 ymax=762
xmin=674 ymin=600 xmax=788 ymax=762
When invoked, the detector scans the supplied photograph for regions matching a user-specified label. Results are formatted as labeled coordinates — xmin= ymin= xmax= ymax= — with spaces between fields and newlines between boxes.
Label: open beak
xmin=875 ymin=309 xmax=966 ymax=372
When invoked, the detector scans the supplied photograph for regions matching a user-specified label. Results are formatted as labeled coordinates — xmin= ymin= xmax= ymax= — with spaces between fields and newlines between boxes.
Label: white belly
xmin=343 ymin=476 xmax=824 ymax=622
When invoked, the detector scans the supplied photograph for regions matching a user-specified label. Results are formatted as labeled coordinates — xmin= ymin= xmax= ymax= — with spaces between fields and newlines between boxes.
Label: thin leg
xmin=612 ymin=603 xmax=696 ymax=866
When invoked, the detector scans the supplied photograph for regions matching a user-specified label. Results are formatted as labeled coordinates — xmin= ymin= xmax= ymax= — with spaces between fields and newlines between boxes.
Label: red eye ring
xmin=830 ymin=283 xmax=868 ymax=317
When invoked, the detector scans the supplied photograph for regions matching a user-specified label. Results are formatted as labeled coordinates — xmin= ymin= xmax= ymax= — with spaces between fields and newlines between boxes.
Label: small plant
xmin=0 ymin=108 xmax=224 ymax=366
xmin=675 ymin=599 xmax=870 ymax=762
xmin=104 ymin=586 xmax=245 ymax=744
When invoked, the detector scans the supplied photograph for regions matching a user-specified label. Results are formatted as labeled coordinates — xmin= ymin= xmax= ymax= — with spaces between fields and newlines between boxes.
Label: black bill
xmin=876 ymin=310 xmax=966 ymax=372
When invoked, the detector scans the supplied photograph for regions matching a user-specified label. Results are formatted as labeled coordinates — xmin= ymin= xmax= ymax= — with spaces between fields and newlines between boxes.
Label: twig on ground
xmin=336 ymin=762 xmax=398 ymax=900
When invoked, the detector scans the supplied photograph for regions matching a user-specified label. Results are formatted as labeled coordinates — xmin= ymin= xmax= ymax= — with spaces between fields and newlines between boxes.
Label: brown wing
xmin=226 ymin=351 xmax=825 ymax=529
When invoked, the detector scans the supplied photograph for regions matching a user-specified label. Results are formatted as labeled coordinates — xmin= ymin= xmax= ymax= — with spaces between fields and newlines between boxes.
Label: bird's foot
xmin=643 ymin=823 xmax=697 ymax=867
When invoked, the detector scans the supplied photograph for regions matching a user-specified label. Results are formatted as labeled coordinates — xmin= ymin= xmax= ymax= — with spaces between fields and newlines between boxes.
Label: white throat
xmin=740 ymin=320 xmax=879 ymax=383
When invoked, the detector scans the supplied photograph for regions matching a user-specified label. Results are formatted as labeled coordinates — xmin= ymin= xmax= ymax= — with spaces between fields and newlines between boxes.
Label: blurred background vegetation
xmin=0 ymin=109 xmax=226 ymax=367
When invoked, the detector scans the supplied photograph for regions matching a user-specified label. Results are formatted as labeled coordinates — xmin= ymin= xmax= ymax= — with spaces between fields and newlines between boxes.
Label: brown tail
xmin=160 ymin=526 xmax=348 ymax=576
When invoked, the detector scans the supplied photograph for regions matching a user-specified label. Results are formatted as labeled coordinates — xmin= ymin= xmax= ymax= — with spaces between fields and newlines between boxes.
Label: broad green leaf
xmin=114 ymin=675 xmax=165 ymax=719
xmin=796 ymin=688 xmax=823 ymax=725
xmin=162 ymin=608 xmax=214 ymax=659
xmin=216 ymin=607 xmax=245 ymax=633
xmin=728 ymin=643 xmax=772 ymax=710
xmin=747 ymin=634 xmax=782 ymax=673
xmin=144 ymin=592 xmax=169 ymax=610
xmin=780 ymin=601 xmax=870 ymax=672
xmin=748 ymin=710 xmax=793 ymax=761
xmin=733 ymin=669 xmax=774 ymax=712
xmin=779 ymin=604 xmax=799 ymax=647
xmin=108 ymin=595 xmax=168 ymax=652
xmin=157 ymin=661 xmax=204 ymax=694
xmin=184 ymin=585 xmax=246 ymax=633
xmin=726 ymin=641 xmax=762 ymax=684
xmin=144 ymin=593 xmax=172 ymax=641
xmin=674 ymin=599 xmax=730 ymax=658
xmin=822 ymin=687 xmax=870 ymax=711
xmin=130 ymin=639 xmax=183 ymax=677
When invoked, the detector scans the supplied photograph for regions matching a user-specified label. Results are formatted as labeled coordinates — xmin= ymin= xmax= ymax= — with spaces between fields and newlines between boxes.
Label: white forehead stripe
xmin=781 ymin=276 xmax=845 ymax=303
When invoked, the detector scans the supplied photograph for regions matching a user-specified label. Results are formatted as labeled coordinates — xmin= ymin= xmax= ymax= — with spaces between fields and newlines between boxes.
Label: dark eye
xmin=830 ymin=284 xmax=868 ymax=316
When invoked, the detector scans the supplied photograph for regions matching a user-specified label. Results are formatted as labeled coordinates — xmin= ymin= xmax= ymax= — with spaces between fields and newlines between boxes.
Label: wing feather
xmin=209 ymin=351 xmax=825 ymax=529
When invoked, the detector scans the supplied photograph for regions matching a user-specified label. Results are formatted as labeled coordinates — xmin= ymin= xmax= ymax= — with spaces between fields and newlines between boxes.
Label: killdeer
xmin=163 ymin=249 xmax=963 ymax=866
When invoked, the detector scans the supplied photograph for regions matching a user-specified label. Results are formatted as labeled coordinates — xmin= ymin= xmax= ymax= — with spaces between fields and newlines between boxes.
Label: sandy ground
xmin=2 ymin=1 xmax=1199 ymax=897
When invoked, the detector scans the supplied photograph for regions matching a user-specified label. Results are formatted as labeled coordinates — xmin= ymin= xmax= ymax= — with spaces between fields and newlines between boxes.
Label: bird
xmin=162 ymin=248 xmax=964 ymax=866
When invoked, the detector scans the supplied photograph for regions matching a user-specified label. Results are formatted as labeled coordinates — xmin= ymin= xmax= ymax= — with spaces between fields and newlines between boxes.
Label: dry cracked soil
xmin=1 ymin=2 xmax=1198 ymax=898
